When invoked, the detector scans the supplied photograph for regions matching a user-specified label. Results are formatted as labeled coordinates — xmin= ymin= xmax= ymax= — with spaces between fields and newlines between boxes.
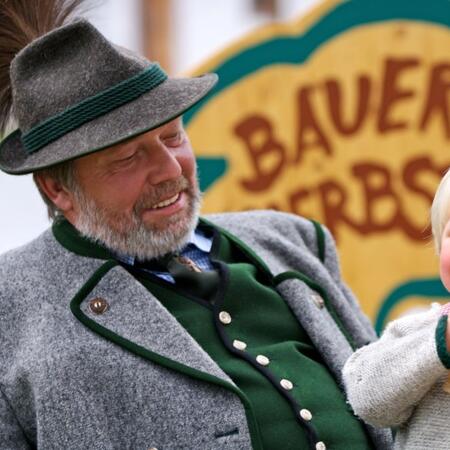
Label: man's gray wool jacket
xmin=0 ymin=210 xmax=392 ymax=449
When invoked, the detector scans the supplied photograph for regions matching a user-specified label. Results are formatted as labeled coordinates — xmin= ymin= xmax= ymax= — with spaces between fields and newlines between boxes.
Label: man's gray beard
xmin=73 ymin=177 xmax=201 ymax=260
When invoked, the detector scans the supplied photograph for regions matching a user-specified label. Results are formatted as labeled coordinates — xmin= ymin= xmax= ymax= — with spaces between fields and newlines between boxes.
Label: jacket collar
xmin=52 ymin=217 xmax=213 ymax=262
xmin=52 ymin=217 xmax=115 ymax=260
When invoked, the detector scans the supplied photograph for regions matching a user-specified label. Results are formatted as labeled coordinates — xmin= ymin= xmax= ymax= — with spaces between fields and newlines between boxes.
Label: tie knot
xmin=169 ymin=255 xmax=202 ymax=273
xmin=134 ymin=251 xmax=219 ymax=300
xmin=166 ymin=254 xmax=219 ymax=300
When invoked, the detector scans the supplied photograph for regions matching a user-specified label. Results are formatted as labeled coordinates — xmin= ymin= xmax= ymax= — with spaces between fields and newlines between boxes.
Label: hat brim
xmin=0 ymin=73 xmax=217 ymax=174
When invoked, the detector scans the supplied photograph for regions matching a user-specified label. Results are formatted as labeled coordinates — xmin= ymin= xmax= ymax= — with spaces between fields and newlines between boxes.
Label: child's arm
xmin=342 ymin=303 xmax=449 ymax=428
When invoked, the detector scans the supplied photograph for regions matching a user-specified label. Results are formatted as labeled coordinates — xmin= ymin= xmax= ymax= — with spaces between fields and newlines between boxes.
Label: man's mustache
xmin=134 ymin=176 xmax=190 ymax=214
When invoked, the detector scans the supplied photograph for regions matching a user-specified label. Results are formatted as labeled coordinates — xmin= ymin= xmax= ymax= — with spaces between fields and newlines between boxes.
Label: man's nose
xmin=146 ymin=145 xmax=182 ymax=185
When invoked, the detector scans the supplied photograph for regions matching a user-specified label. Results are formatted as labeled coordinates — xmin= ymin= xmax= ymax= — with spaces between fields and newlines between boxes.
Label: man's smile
xmin=140 ymin=190 xmax=187 ymax=221
xmin=151 ymin=192 xmax=181 ymax=209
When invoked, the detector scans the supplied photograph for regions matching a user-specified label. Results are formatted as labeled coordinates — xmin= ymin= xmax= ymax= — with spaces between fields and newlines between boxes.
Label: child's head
xmin=431 ymin=169 xmax=450 ymax=290
xmin=431 ymin=169 xmax=450 ymax=255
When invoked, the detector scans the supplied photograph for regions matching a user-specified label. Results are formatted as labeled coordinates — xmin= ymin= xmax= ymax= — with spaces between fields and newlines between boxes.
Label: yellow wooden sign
xmin=185 ymin=0 xmax=450 ymax=332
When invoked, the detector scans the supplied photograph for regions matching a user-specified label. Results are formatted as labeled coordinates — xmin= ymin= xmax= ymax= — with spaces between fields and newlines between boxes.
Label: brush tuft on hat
xmin=0 ymin=0 xmax=90 ymax=135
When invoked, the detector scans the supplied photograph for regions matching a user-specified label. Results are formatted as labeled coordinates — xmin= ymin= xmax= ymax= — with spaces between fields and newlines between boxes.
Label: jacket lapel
xmin=71 ymin=261 xmax=234 ymax=385
xmin=275 ymin=278 xmax=354 ymax=383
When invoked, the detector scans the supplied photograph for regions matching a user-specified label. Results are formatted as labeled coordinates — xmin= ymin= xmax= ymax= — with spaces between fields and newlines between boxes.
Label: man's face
xmin=68 ymin=117 xmax=201 ymax=259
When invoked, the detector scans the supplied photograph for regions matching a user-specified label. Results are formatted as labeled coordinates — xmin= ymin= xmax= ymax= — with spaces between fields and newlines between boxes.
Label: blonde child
xmin=343 ymin=169 xmax=450 ymax=450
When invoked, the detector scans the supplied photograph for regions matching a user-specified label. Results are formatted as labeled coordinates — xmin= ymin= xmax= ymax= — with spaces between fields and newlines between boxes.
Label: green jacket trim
xmin=52 ymin=218 xmax=115 ymax=260
xmin=69 ymin=259 xmax=263 ymax=450
xmin=273 ymin=270 xmax=356 ymax=350
xmin=309 ymin=220 xmax=325 ymax=263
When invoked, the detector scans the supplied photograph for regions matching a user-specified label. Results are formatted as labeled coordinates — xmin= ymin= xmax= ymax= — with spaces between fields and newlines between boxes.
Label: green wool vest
xmin=132 ymin=224 xmax=373 ymax=450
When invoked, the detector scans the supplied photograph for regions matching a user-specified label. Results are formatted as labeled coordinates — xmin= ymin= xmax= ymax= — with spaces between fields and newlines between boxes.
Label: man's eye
xmin=113 ymin=152 xmax=137 ymax=166
xmin=165 ymin=132 xmax=183 ymax=146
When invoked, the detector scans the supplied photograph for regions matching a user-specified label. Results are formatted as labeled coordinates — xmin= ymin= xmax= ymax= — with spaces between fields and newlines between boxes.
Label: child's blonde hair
xmin=431 ymin=169 xmax=450 ymax=254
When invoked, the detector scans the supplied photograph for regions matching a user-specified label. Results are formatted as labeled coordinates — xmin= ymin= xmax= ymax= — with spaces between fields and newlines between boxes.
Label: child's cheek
xmin=440 ymin=239 xmax=450 ymax=291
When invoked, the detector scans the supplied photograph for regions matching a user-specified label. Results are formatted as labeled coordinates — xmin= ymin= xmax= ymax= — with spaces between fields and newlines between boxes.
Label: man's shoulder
xmin=0 ymin=229 xmax=54 ymax=274
xmin=0 ymin=230 xmax=67 ymax=305
xmin=204 ymin=210 xmax=319 ymax=244
xmin=203 ymin=210 xmax=326 ymax=263
xmin=0 ymin=227 xmax=100 ymax=291
xmin=205 ymin=209 xmax=313 ymax=231
xmin=0 ymin=230 xmax=60 ymax=342
xmin=0 ymin=228 xmax=105 ymax=339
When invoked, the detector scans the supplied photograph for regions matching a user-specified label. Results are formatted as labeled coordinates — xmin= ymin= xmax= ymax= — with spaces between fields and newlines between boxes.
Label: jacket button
xmin=300 ymin=409 xmax=312 ymax=421
xmin=89 ymin=298 xmax=109 ymax=314
xmin=256 ymin=354 xmax=270 ymax=366
xmin=280 ymin=379 xmax=294 ymax=390
xmin=233 ymin=339 xmax=247 ymax=351
xmin=219 ymin=311 xmax=232 ymax=324
xmin=312 ymin=293 xmax=325 ymax=309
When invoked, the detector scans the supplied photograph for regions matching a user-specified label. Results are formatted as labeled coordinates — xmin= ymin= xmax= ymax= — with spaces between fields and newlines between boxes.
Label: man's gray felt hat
xmin=0 ymin=20 xmax=217 ymax=174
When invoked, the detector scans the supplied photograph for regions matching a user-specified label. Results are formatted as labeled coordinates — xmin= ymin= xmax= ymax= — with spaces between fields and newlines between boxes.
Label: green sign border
xmin=375 ymin=278 xmax=449 ymax=334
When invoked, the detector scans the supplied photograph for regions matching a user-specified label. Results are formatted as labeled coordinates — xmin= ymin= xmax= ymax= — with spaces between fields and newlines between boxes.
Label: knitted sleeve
xmin=0 ymin=385 xmax=31 ymax=449
xmin=342 ymin=304 xmax=448 ymax=428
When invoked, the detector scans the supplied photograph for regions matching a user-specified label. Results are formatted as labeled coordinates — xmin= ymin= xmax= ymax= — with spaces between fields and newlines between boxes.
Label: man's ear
xmin=34 ymin=173 xmax=74 ymax=214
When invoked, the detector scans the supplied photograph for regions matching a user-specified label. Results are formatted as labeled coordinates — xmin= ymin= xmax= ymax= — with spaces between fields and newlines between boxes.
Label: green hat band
xmin=21 ymin=64 xmax=168 ymax=154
